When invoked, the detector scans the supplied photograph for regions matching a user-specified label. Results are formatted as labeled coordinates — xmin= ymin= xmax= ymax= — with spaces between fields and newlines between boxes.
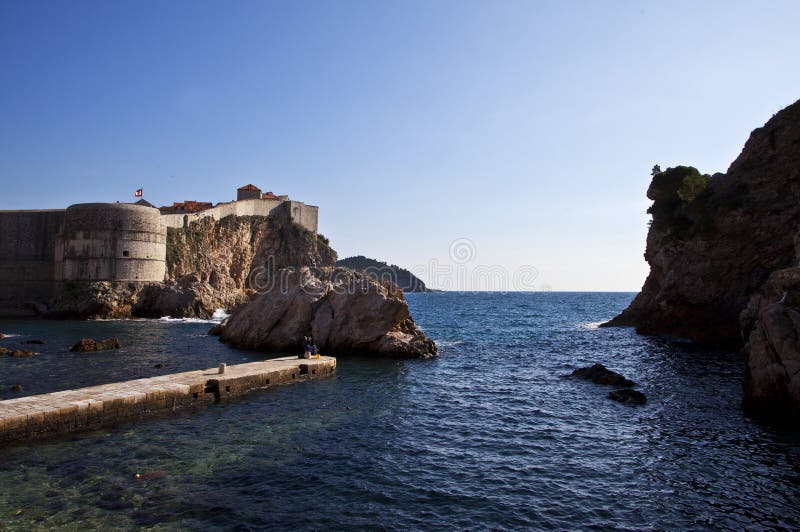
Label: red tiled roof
xmin=261 ymin=191 xmax=279 ymax=200
xmin=165 ymin=200 xmax=213 ymax=213
xmin=238 ymin=184 xmax=261 ymax=191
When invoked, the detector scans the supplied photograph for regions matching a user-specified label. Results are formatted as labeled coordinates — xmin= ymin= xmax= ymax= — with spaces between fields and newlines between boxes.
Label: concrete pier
xmin=0 ymin=356 xmax=336 ymax=444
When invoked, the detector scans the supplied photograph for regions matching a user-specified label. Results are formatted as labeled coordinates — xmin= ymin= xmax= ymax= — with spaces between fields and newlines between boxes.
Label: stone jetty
xmin=0 ymin=356 xmax=336 ymax=444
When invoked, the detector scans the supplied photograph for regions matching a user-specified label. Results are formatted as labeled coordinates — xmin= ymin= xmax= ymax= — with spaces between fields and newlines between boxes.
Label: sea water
xmin=0 ymin=292 xmax=798 ymax=529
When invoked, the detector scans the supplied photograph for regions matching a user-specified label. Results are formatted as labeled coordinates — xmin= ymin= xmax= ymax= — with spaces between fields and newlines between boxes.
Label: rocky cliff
xmin=604 ymin=98 xmax=800 ymax=421
xmin=136 ymin=215 xmax=336 ymax=318
xmin=216 ymin=267 xmax=437 ymax=358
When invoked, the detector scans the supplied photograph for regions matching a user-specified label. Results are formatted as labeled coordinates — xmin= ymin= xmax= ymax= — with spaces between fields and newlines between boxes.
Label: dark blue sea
xmin=1 ymin=292 xmax=799 ymax=529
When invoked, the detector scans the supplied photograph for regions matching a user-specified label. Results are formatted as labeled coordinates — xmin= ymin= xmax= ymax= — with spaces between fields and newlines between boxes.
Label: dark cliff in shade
xmin=604 ymin=98 xmax=800 ymax=422
xmin=605 ymin=99 xmax=800 ymax=345
xmin=335 ymin=255 xmax=430 ymax=292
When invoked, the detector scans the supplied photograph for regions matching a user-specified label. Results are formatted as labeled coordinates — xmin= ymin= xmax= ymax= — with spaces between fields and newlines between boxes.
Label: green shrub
xmin=677 ymin=172 xmax=710 ymax=203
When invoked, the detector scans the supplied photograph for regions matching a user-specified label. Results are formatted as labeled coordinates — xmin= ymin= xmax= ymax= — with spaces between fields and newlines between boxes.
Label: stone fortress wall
xmin=55 ymin=203 xmax=167 ymax=282
xmin=0 ymin=210 xmax=65 ymax=317
xmin=0 ymin=188 xmax=319 ymax=316
xmin=160 ymin=198 xmax=318 ymax=233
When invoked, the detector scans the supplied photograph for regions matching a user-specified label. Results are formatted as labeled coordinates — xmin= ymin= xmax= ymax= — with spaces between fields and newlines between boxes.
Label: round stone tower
xmin=55 ymin=203 xmax=167 ymax=282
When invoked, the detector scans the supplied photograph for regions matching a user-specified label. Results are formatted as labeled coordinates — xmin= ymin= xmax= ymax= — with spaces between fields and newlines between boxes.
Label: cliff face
xmin=135 ymin=215 xmax=337 ymax=319
xmin=604 ymin=98 xmax=800 ymax=422
xmin=605 ymin=99 xmax=800 ymax=345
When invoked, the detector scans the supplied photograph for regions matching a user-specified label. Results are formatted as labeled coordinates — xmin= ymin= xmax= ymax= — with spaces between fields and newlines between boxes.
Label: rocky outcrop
xmin=151 ymin=216 xmax=335 ymax=318
xmin=217 ymin=267 xmax=437 ymax=358
xmin=48 ymin=281 xmax=140 ymax=320
xmin=46 ymin=215 xmax=337 ymax=320
xmin=1 ymin=348 xmax=36 ymax=357
xmin=70 ymin=338 xmax=121 ymax=352
xmin=567 ymin=364 xmax=635 ymax=387
xmin=131 ymin=273 xmax=242 ymax=319
xmin=740 ymin=267 xmax=800 ymax=420
xmin=605 ymin=99 xmax=800 ymax=345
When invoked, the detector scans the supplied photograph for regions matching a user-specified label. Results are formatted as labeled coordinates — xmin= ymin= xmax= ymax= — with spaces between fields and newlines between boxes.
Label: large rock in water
xmin=218 ymin=267 xmax=437 ymax=358
xmin=568 ymin=364 xmax=635 ymax=387
xmin=604 ymin=99 xmax=800 ymax=346
xmin=70 ymin=338 xmax=121 ymax=352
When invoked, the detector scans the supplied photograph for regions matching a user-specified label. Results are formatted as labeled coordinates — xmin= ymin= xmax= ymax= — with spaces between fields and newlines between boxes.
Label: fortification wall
xmin=285 ymin=201 xmax=319 ymax=233
xmin=0 ymin=197 xmax=317 ymax=316
xmin=55 ymin=203 xmax=167 ymax=282
xmin=161 ymin=198 xmax=318 ymax=233
xmin=0 ymin=210 xmax=65 ymax=316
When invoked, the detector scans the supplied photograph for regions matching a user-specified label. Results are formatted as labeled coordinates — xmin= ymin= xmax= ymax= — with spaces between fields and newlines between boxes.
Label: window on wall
xmin=123 ymin=250 xmax=130 ymax=257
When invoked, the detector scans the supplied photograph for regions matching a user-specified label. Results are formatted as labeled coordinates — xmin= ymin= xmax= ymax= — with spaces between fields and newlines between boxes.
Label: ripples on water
xmin=1 ymin=292 xmax=799 ymax=529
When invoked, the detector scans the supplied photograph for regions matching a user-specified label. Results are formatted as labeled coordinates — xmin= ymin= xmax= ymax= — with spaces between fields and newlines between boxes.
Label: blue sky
xmin=1 ymin=0 xmax=799 ymax=290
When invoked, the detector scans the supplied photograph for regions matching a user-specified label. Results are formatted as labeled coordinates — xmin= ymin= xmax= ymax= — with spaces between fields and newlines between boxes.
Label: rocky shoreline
xmin=604 ymin=98 xmax=800 ymax=422
xmin=6 ymin=214 xmax=437 ymax=359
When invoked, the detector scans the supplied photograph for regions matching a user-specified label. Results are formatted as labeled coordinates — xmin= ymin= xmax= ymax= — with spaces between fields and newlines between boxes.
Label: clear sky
xmin=1 ymin=0 xmax=799 ymax=291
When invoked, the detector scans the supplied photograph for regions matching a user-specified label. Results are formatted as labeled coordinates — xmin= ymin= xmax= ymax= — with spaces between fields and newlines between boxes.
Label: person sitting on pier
xmin=310 ymin=339 xmax=318 ymax=357
xmin=302 ymin=336 xmax=312 ymax=359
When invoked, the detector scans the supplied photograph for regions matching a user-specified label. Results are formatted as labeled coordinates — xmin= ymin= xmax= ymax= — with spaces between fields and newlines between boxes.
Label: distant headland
xmin=335 ymin=255 xmax=431 ymax=292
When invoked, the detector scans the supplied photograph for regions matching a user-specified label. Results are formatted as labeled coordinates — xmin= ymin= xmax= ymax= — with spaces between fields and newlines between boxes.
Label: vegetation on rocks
xmin=647 ymin=165 xmax=713 ymax=236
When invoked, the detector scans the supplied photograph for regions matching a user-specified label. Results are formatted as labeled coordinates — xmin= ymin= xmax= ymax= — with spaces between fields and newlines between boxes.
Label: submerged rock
xmin=70 ymin=338 xmax=122 ymax=353
xmin=22 ymin=339 xmax=45 ymax=345
xmin=608 ymin=389 xmax=647 ymax=405
xmin=218 ymin=267 xmax=437 ymax=358
xmin=10 ymin=384 xmax=22 ymax=392
xmin=1 ymin=348 xmax=36 ymax=357
xmin=568 ymin=364 xmax=635 ymax=387
xmin=9 ymin=349 xmax=36 ymax=358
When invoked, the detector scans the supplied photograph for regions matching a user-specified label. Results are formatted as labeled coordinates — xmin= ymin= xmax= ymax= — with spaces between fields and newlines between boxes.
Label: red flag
xmin=135 ymin=188 xmax=143 ymax=198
